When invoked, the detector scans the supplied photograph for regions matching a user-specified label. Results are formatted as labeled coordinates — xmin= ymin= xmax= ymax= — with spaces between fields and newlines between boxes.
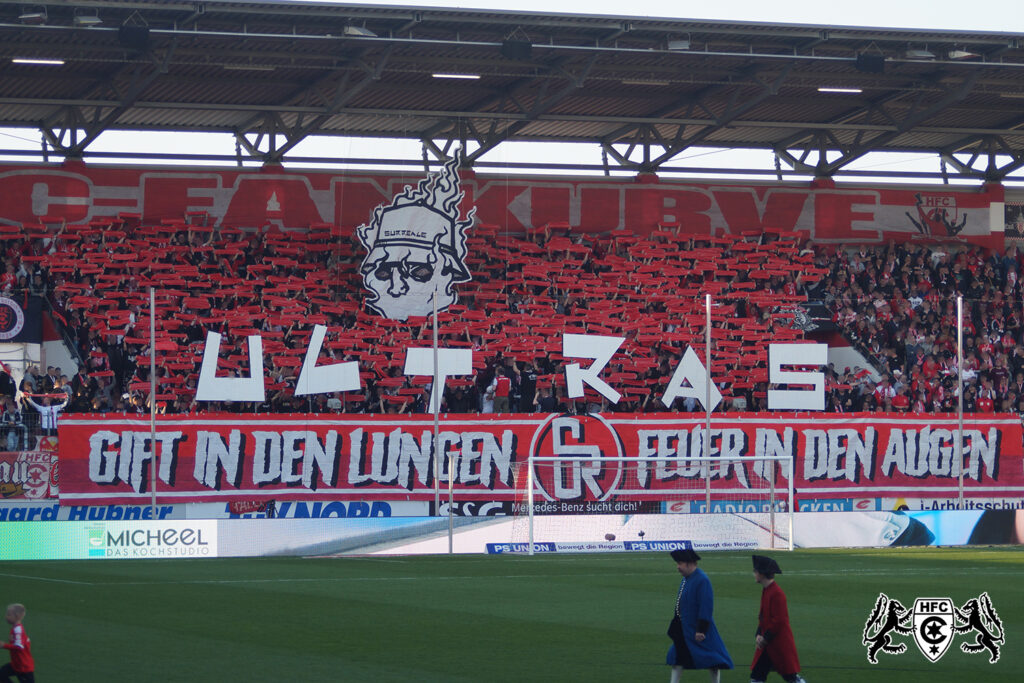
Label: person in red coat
xmin=751 ymin=555 xmax=806 ymax=683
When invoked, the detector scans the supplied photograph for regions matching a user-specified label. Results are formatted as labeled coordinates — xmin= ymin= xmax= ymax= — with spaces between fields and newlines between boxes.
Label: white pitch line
xmin=713 ymin=567 xmax=1024 ymax=577
xmin=307 ymin=556 xmax=411 ymax=563
xmin=6 ymin=564 xmax=1019 ymax=588
xmin=92 ymin=571 xmax=661 ymax=587
xmin=65 ymin=565 xmax=1024 ymax=588
xmin=0 ymin=572 xmax=91 ymax=585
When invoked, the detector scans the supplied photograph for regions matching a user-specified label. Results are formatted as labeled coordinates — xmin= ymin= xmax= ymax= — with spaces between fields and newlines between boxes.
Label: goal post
xmin=519 ymin=454 xmax=794 ymax=555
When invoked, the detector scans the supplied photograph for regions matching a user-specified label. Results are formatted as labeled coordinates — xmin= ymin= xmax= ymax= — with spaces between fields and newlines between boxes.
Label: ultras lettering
xmin=195 ymin=334 xmax=826 ymax=410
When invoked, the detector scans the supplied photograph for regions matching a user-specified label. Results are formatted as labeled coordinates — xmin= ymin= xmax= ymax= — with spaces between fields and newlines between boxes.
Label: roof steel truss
xmin=0 ymin=1 xmax=1022 ymax=181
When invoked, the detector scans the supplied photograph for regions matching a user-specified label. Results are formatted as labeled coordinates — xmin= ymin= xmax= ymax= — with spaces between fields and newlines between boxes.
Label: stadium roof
xmin=2 ymin=0 xmax=1024 ymax=180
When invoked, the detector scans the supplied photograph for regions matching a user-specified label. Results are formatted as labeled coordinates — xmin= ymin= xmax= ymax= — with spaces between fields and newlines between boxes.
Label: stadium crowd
xmin=1 ymin=214 xmax=1023 ymax=431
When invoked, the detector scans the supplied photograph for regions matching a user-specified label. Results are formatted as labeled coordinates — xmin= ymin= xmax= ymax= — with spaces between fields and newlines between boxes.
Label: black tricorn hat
xmin=670 ymin=548 xmax=701 ymax=563
xmin=752 ymin=554 xmax=782 ymax=576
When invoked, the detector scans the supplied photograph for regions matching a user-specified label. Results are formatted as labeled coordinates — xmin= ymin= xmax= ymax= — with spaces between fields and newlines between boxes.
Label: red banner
xmin=57 ymin=413 xmax=1023 ymax=505
xmin=0 ymin=163 xmax=1001 ymax=245
xmin=0 ymin=451 xmax=58 ymax=499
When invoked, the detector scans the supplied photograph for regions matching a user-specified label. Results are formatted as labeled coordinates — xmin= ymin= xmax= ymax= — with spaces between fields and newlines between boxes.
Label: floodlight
xmin=18 ymin=7 xmax=47 ymax=24
xmin=667 ymin=35 xmax=691 ymax=51
xmin=73 ymin=10 xmax=102 ymax=27
xmin=343 ymin=25 xmax=376 ymax=37
xmin=947 ymin=49 xmax=980 ymax=60
xmin=904 ymin=48 xmax=936 ymax=60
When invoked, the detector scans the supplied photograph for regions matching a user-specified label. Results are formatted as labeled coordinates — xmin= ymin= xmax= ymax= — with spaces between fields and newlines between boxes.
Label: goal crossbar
xmin=524 ymin=455 xmax=795 ymax=555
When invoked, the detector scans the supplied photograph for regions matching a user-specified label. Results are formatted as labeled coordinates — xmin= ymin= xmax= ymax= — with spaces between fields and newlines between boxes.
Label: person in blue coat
xmin=666 ymin=548 xmax=733 ymax=683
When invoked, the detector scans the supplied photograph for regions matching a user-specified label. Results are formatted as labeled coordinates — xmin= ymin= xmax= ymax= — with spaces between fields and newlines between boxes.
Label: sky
xmin=332 ymin=0 xmax=1024 ymax=33
xmin=1 ymin=0 xmax=1022 ymax=184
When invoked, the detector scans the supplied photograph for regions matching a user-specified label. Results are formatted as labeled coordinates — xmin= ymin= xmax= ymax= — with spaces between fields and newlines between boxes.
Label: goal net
xmin=510 ymin=455 xmax=794 ymax=555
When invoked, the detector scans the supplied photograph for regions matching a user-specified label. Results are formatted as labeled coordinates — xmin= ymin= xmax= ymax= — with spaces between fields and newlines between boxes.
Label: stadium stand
xmin=4 ymin=214 xmax=1021 ymax=422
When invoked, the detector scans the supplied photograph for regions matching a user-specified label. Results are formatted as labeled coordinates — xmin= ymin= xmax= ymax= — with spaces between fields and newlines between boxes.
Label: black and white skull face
xmin=359 ymin=206 xmax=457 ymax=320
xmin=361 ymin=243 xmax=454 ymax=320
xmin=357 ymin=157 xmax=474 ymax=321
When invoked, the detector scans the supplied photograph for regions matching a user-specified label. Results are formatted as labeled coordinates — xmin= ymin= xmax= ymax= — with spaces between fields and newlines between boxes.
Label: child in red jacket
xmin=1 ymin=603 xmax=34 ymax=683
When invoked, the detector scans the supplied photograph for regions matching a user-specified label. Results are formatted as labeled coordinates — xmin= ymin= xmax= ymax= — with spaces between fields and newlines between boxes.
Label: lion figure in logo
xmin=862 ymin=593 xmax=913 ymax=663
xmin=953 ymin=592 xmax=1004 ymax=663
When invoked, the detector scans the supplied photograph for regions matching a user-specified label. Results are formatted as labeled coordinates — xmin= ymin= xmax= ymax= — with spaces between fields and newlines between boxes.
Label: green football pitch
xmin=1 ymin=547 xmax=1021 ymax=682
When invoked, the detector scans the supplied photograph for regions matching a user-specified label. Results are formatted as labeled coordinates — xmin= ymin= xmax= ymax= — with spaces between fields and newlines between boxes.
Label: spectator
xmin=24 ymin=394 xmax=69 ymax=435
xmin=489 ymin=370 xmax=512 ymax=413
xmin=0 ymin=397 xmax=24 ymax=451
xmin=27 ymin=272 xmax=47 ymax=298
xmin=533 ymin=385 xmax=557 ymax=413
xmin=517 ymin=361 xmax=538 ymax=412
xmin=17 ymin=367 xmax=38 ymax=404
xmin=0 ymin=364 xmax=16 ymax=403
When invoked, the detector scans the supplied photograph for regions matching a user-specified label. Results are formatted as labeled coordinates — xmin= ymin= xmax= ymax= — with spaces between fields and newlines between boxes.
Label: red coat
xmin=751 ymin=581 xmax=799 ymax=675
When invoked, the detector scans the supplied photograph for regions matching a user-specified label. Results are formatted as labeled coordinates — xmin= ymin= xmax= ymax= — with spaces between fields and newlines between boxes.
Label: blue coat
xmin=666 ymin=568 xmax=733 ymax=669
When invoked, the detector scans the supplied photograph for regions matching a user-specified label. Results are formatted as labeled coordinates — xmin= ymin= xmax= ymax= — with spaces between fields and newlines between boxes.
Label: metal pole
xmin=432 ymin=288 xmax=451 ymax=553
xmin=769 ymin=462 xmax=776 ymax=550
xmin=149 ymin=287 xmax=157 ymax=517
xmin=705 ymin=293 xmax=712 ymax=514
xmin=957 ymin=295 xmax=964 ymax=510
xmin=448 ymin=437 xmax=454 ymax=555
xmin=433 ymin=288 xmax=440 ymax=515
xmin=787 ymin=455 xmax=794 ymax=551
xmin=528 ymin=455 xmax=535 ymax=556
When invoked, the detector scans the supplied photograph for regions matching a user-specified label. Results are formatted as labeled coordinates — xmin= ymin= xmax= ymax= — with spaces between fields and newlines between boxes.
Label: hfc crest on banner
xmin=863 ymin=592 xmax=1004 ymax=664
xmin=912 ymin=598 xmax=954 ymax=662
